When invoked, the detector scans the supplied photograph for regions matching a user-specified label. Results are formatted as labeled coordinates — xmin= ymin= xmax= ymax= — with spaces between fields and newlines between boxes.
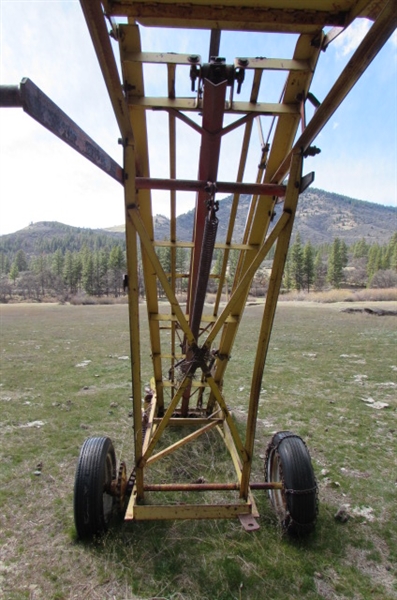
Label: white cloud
xmin=334 ymin=19 xmax=371 ymax=57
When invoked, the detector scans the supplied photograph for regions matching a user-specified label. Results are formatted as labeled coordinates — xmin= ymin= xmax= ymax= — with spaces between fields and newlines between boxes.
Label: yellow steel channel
xmin=124 ymin=142 xmax=144 ymax=498
xmin=120 ymin=24 xmax=164 ymax=411
xmin=240 ymin=152 xmax=303 ymax=497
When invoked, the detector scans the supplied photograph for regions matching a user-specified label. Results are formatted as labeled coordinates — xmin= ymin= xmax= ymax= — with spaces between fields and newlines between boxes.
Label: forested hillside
xmin=0 ymin=190 xmax=396 ymax=302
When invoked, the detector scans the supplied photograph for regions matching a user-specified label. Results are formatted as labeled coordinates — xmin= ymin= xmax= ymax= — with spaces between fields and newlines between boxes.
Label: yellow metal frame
xmin=79 ymin=0 xmax=396 ymax=525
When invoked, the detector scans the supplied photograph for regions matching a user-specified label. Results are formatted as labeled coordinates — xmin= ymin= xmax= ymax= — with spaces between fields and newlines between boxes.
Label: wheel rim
xmin=267 ymin=448 xmax=287 ymax=519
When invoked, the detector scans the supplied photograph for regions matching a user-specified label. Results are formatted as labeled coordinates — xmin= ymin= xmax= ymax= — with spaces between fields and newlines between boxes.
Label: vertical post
xmin=240 ymin=152 xmax=303 ymax=498
xmin=125 ymin=141 xmax=144 ymax=499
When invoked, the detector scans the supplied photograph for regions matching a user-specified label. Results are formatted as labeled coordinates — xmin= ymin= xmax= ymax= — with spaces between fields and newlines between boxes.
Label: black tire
xmin=265 ymin=431 xmax=318 ymax=535
xmin=74 ymin=436 xmax=116 ymax=539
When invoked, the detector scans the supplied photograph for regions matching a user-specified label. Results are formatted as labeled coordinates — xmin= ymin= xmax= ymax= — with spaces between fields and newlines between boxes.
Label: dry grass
xmin=280 ymin=288 xmax=397 ymax=303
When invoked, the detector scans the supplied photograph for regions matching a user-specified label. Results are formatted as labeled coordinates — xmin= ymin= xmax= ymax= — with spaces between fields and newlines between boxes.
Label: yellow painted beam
xmin=127 ymin=503 xmax=253 ymax=522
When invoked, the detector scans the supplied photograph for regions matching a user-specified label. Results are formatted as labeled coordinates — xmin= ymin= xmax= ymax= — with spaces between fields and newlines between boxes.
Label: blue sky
xmin=0 ymin=1 xmax=396 ymax=235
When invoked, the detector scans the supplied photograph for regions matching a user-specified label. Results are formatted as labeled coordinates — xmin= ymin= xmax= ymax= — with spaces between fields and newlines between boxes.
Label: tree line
xmin=0 ymin=232 xmax=396 ymax=302
xmin=283 ymin=232 xmax=397 ymax=293
xmin=0 ymin=245 xmax=126 ymax=302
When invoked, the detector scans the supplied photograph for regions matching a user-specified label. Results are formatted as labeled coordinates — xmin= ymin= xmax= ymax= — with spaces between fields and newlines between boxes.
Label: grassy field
xmin=0 ymin=301 xmax=396 ymax=600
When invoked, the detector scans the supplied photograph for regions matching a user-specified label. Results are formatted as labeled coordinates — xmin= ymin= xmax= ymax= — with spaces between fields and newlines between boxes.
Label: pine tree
xmin=32 ymin=254 xmax=49 ymax=296
xmin=283 ymin=252 xmax=292 ymax=291
xmin=327 ymin=238 xmax=344 ymax=288
xmin=14 ymin=249 xmax=28 ymax=272
xmin=82 ymin=250 xmax=95 ymax=296
xmin=63 ymin=251 xmax=79 ymax=294
xmin=109 ymin=245 xmax=125 ymax=296
xmin=340 ymin=240 xmax=349 ymax=268
xmin=291 ymin=233 xmax=303 ymax=290
xmin=52 ymin=249 xmax=64 ymax=277
xmin=353 ymin=238 xmax=368 ymax=259
xmin=9 ymin=262 xmax=19 ymax=284
xmin=303 ymin=241 xmax=315 ymax=292
xmin=313 ymin=250 xmax=325 ymax=290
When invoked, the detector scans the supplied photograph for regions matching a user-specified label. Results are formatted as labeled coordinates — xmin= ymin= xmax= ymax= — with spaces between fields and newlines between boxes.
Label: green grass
xmin=0 ymin=301 xmax=396 ymax=599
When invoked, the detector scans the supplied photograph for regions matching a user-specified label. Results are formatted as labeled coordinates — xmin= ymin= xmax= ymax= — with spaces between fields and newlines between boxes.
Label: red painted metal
xmin=187 ymin=78 xmax=228 ymax=318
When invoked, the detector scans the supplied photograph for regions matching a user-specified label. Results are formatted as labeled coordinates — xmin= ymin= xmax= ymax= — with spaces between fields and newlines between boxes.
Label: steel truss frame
xmin=82 ymin=0 xmax=397 ymax=527
xmin=2 ymin=0 xmax=395 ymax=530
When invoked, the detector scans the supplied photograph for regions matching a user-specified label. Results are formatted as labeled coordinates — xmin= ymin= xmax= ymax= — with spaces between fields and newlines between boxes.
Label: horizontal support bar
xmin=153 ymin=417 xmax=223 ymax=426
xmin=108 ymin=3 xmax=348 ymax=30
xmin=128 ymin=96 xmax=299 ymax=115
xmin=234 ymin=57 xmax=311 ymax=72
xmin=153 ymin=240 xmax=260 ymax=251
xmin=123 ymin=51 xmax=201 ymax=65
xmin=144 ymin=482 xmax=283 ymax=492
xmin=126 ymin=502 xmax=253 ymax=521
xmin=162 ymin=380 xmax=208 ymax=388
xmin=136 ymin=177 xmax=286 ymax=196
xmin=150 ymin=313 xmax=238 ymax=324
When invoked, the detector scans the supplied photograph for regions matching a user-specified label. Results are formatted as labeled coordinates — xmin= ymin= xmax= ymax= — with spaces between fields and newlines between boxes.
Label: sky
xmin=0 ymin=1 xmax=396 ymax=236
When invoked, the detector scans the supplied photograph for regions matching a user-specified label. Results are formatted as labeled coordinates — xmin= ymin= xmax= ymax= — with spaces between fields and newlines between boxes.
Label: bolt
xmin=237 ymin=58 xmax=249 ymax=67
xmin=188 ymin=55 xmax=200 ymax=63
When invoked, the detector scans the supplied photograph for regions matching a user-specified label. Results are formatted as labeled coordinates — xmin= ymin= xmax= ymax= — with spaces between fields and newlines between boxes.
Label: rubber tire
xmin=74 ymin=436 xmax=116 ymax=539
xmin=265 ymin=431 xmax=318 ymax=536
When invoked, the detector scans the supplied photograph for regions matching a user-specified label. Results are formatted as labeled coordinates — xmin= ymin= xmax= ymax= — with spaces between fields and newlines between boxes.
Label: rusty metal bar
xmin=135 ymin=177 xmax=286 ymax=196
xmin=144 ymin=482 xmax=283 ymax=491
xmin=1 ymin=78 xmax=124 ymax=184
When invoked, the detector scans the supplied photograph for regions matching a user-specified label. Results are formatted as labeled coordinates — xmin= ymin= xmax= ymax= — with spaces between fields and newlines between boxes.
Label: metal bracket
xmin=239 ymin=513 xmax=260 ymax=532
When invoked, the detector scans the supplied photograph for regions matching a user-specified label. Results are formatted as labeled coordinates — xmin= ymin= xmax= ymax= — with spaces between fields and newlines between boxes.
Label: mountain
xmin=1 ymin=189 xmax=395 ymax=257
xmin=150 ymin=188 xmax=396 ymax=246
xmin=0 ymin=221 xmax=124 ymax=258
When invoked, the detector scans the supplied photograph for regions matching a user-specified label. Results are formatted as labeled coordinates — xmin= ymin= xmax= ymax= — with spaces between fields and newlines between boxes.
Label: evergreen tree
xmin=109 ymin=245 xmax=125 ymax=296
xmin=353 ymin=238 xmax=369 ymax=259
xmin=303 ymin=241 xmax=315 ymax=292
xmin=313 ymin=249 xmax=325 ymax=290
xmin=340 ymin=240 xmax=349 ymax=268
xmin=9 ymin=262 xmax=19 ymax=284
xmin=367 ymin=244 xmax=382 ymax=282
xmin=391 ymin=242 xmax=397 ymax=271
xmin=32 ymin=254 xmax=50 ymax=296
xmin=52 ymin=249 xmax=64 ymax=277
xmin=227 ymin=249 xmax=239 ymax=284
xmin=327 ymin=237 xmax=344 ymax=288
xmin=63 ymin=251 xmax=79 ymax=294
xmin=211 ymin=250 xmax=223 ymax=276
xmin=82 ymin=250 xmax=95 ymax=296
xmin=0 ymin=252 xmax=10 ymax=275
xmin=14 ymin=249 xmax=28 ymax=272
xmin=283 ymin=252 xmax=292 ymax=291
xmin=291 ymin=233 xmax=303 ymax=290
